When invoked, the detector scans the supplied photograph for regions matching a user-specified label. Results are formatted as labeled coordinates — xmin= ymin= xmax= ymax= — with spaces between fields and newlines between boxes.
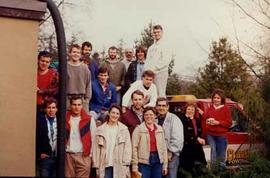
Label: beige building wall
xmin=0 ymin=17 xmax=38 ymax=176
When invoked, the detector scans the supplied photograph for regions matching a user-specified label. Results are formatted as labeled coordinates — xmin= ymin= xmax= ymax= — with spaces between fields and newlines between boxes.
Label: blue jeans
xmin=207 ymin=135 xmax=227 ymax=167
xmin=166 ymin=154 xmax=179 ymax=178
xmin=105 ymin=166 xmax=113 ymax=178
xmin=138 ymin=152 xmax=163 ymax=178
xmin=39 ymin=156 xmax=56 ymax=177
xmin=116 ymin=91 xmax=122 ymax=105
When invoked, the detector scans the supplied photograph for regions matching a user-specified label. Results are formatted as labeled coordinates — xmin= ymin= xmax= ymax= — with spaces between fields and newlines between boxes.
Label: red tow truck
xmin=167 ymin=95 xmax=264 ymax=167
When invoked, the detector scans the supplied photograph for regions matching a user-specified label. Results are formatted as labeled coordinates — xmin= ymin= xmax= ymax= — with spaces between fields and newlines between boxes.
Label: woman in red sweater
xmin=205 ymin=89 xmax=232 ymax=168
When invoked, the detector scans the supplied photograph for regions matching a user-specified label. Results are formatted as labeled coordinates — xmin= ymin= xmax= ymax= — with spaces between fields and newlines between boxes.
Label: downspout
xmin=39 ymin=0 xmax=67 ymax=177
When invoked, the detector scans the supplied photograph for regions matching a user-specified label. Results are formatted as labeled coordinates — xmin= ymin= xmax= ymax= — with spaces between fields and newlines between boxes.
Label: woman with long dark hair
xmin=205 ymin=89 xmax=232 ymax=168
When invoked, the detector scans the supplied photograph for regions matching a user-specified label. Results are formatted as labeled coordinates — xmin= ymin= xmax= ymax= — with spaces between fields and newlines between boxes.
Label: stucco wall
xmin=0 ymin=16 xmax=38 ymax=176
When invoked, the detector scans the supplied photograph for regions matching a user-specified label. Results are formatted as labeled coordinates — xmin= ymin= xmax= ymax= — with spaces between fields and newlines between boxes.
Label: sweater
xmin=37 ymin=68 xmax=58 ymax=105
xmin=121 ymin=108 xmax=142 ymax=135
xmin=101 ymin=59 xmax=126 ymax=87
xmin=144 ymin=38 xmax=172 ymax=74
xmin=205 ymin=105 xmax=232 ymax=136
xmin=67 ymin=62 xmax=91 ymax=99
xmin=122 ymin=80 xmax=157 ymax=107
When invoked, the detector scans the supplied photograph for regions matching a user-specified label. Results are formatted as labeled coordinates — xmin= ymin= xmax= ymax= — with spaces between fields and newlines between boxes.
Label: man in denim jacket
xmin=156 ymin=97 xmax=184 ymax=178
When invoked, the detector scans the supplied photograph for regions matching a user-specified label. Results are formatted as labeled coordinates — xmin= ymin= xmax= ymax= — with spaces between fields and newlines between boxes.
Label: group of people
xmin=36 ymin=24 xmax=233 ymax=178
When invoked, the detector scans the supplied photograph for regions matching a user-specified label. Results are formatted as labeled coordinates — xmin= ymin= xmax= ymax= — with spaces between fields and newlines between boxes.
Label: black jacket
xmin=36 ymin=114 xmax=55 ymax=157
xmin=179 ymin=113 xmax=202 ymax=145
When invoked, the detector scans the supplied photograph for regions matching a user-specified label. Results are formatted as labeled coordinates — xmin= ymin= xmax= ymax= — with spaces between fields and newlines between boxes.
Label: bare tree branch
xmin=231 ymin=0 xmax=270 ymax=30
xmin=258 ymin=0 xmax=270 ymax=21
xmin=39 ymin=0 xmax=65 ymax=26
xmin=231 ymin=17 xmax=262 ymax=79
xmin=263 ymin=0 xmax=270 ymax=6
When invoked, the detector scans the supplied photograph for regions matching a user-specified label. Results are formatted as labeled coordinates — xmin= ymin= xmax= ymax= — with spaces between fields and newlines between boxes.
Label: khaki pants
xmin=65 ymin=152 xmax=91 ymax=178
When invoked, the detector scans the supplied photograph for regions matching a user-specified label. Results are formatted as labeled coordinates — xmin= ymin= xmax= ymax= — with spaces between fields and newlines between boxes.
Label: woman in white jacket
xmin=93 ymin=105 xmax=132 ymax=178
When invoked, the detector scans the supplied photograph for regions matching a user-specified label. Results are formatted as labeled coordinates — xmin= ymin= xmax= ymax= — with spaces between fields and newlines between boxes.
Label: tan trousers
xmin=65 ymin=152 xmax=91 ymax=178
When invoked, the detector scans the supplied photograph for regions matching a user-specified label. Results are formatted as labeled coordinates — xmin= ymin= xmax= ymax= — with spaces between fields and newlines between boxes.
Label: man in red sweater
xmin=121 ymin=90 xmax=145 ymax=135
xmin=37 ymin=51 xmax=58 ymax=113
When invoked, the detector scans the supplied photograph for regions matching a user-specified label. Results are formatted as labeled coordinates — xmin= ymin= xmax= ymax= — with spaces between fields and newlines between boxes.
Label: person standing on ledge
xmin=144 ymin=25 xmax=172 ymax=97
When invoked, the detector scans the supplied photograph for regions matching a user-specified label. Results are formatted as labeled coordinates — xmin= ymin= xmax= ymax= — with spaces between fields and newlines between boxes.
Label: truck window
xmin=229 ymin=107 xmax=249 ymax=132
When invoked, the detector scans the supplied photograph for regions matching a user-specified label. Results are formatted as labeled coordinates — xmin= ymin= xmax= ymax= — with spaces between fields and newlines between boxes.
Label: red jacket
xmin=66 ymin=109 xmax=92 ymax=156
xmin=205 ymin=105 xmax=232 ymax=136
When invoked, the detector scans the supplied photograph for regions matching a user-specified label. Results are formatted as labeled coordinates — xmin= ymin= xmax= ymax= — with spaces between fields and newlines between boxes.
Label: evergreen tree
xmin=166 ymin=73 xmax=181 ymax=95
xmin=136 ymin=22 xmax=154 ymax=48
xmin=137 ymin=22 xmax=178 ymax=94
xmin=191 ymin=38 xmax=253 ymax=100
xmin=117 ymin=38 xmax=125 ymax=60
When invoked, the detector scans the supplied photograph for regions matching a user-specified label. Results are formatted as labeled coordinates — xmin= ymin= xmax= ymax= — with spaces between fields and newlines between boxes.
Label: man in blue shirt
xmin=89 ymin=67 xmax=117 ymax=126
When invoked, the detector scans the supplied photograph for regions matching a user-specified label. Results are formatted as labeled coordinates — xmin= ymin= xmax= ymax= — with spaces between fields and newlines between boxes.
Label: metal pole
xmin=41 ymin=0 xmax=67 ymax=176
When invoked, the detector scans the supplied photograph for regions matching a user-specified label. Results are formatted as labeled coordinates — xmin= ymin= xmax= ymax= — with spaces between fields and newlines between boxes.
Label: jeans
xmin=39 ymin=156 xmax=56 ymax=177
xmin=166 ymin=153 xmax=179 ymax=178
xmin=207 ymin=135 xmax=227 ymax=167
xmin=105 ymin=167 xmax=113 ymax=178
xmin=90 ymin=111 xmax=108 ymax=121
xmin=116 ymin=91 xmax=122 ymax=105
xmin=138 ymin=152 xmax=163 ymax=178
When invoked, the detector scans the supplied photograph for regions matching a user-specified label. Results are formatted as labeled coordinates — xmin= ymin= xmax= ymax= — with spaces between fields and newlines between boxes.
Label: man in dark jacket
xmin=36 ymin=98 xmax=58 ymax=177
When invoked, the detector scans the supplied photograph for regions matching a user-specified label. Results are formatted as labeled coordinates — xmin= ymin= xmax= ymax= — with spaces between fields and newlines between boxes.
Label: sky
xmin=55 ymin=0 xmax=265 ymax=77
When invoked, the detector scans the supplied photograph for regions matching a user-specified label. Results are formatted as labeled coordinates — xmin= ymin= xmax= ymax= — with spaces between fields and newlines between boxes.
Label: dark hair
xmin=81 ymin=54 xmax=91 ymax=65
xmin=68 ymin=44 xmax=81 ymax=53
xmin=153 ymin=24 xmax=163 ymax=31
xmin=43 ymin=97 xmax=58 ymax=108
xmin=135 ymin=46 xmax=147 ymax=59
xmin=38 ymin=51 xmax=52 ymax=60
xmin=92 ymin=52 xmax=100 ymax=59
xmin=69 ymin=95 xmax=83 ymax=105
xmin=108 ymin=46 xmax=118 ymax=52
xmin=131 ymin=90 xmax=144 ymax=99
xmin=81 ymin=41 xmax=92 ymax=50
xmin=108 ymin=104 xmax=122 ymax=115
xmin=211 ymin=88 xmax=226 ymax=105
xmin=106 ymin=104 xmax=122 ymax=122
xmin=98 ymin=66 xmax=109 ymax=75
xmin=143 ymin=107 xmax=157 ymax=116
xmin=156 ymin=97 xmax=169 ymax=106
xmin=183 ymin=102 xmax=197 ymax=115
xmin=142 ymin=70 xmax=155 ymax=79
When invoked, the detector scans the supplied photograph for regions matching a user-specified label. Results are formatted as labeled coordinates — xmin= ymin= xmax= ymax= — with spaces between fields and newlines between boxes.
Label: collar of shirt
xmin=213 ymin=104 xmax=224 ymax=110
xmin=132 ymin=107 xmax=143 ymax=121
xmin=145 ymin=123 xmax=157 ymax=132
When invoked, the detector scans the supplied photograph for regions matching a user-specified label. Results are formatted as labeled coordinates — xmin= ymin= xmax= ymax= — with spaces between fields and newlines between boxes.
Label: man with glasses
xmin=122 ymin=47 xmax=135 ymax=70
xmin=156 ymin=97 xmax=184 ymax=178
